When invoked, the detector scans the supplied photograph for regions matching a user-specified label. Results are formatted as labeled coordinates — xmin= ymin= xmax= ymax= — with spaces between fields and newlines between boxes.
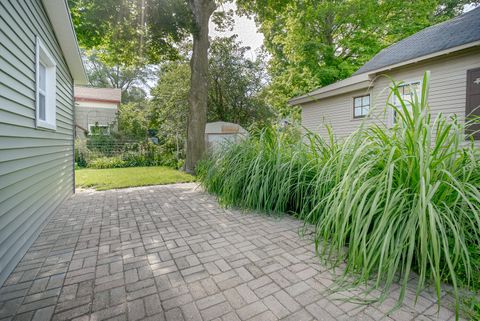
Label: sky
xmin=209 ymin=3 xmax=264 ymax=60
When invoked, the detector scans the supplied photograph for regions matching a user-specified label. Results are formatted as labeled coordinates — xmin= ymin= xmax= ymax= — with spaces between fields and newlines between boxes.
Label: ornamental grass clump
xmin=198 ymin=126 xmax=324 ymax=215
xmin=304 ymin=72 xmax=480 ymax=316
xmin=197 ymin=72 xmax=480 ymax=317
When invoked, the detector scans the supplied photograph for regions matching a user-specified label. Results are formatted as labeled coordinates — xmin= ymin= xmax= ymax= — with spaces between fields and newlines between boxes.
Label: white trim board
xmin=42 ymin=0 xmax=87 ymax=84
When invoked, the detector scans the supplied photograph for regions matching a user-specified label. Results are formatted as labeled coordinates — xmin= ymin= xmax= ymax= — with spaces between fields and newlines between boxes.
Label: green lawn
xmin=75 ymin=166 xmax=195 ymax=191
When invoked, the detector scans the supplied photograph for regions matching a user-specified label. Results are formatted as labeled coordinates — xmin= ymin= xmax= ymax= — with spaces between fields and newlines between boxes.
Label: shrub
xmin=306 ymin=73 xmax=480 ymax=314
xmin=75 ymin=138 xmax=183 ymax=169
xmin=86 ymin=132 xmax=117 ymax=154
xmin=120 ymin=141 xmax=181 ymax=168
xmin=198 ymin=72 xmax=480 ymax=317
xmin=74 ymin=139 xmax=90 ymax=167
xmin=198 ymin=125 xmax=321 ymax=215
xmin=87 ymin=156 xmax=126 ymax=169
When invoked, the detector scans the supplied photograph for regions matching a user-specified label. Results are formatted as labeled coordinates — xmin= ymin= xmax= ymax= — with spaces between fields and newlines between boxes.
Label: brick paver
xmin=0 ymin=183 xmax=460 ymax=321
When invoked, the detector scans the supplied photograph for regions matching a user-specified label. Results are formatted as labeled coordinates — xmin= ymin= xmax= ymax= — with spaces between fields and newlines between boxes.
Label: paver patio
xmin=0 ymin=183 xmax=460 ymax=321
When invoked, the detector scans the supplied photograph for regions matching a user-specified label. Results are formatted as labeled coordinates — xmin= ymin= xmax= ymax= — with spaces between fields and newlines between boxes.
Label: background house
xmin=74 ymin=87 xmax=122 ymax=138
xmin=0 ymin=0 xmax=87 ymax=286
xmin=290 ymin=7 xmax=480 ymax=141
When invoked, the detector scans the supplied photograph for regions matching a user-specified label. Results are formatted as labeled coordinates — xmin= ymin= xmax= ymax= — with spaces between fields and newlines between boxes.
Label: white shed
xmin=205 ymin=121 xmax=248 ymax=151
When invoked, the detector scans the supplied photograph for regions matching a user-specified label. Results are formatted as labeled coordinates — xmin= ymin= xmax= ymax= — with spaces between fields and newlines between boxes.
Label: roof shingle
xmin=354 ymin=6 xmax=480 ymax=75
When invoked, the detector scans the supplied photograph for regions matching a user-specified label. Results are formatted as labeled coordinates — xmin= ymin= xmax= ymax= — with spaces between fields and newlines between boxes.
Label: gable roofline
xmin=289 ymin=41 xmax=480 ymax=106
xmin=361 ymin=40 xmax=480 ymax=76
xmin=42 ymin=0 xmax=88 ymax=85
xmin=354 ymin=6 xmax=480 ymax=75
xmin=288 ymin=74 xmax=372 ymax=105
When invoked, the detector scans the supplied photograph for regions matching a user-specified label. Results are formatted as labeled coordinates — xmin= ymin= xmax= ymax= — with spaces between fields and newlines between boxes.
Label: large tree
xmin=70 ymin=0 xmax=218 ymax=173
xmin=185 ymin=0 xmax=217 ymax=173
xmin=149 ymin=36 xmax=272 ymax=158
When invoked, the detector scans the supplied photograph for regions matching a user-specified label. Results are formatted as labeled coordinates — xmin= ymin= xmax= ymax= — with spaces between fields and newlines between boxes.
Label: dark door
xmin=466 ymin=67 xmax=480 ymax=140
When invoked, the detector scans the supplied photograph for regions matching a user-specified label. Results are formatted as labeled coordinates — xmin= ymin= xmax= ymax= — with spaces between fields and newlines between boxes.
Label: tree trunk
xmin=185 ymin=0 xmax=216 ymax=174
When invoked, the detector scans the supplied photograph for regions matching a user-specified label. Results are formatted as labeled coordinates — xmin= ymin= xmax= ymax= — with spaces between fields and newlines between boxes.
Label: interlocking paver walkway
xmin=0 ymin=183 xmax=459 ymax=321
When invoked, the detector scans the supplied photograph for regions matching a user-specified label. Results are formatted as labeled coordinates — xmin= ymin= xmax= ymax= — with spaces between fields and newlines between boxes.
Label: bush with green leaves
xmin=87 ymin=156 xmax=126 ymax=169
xmin=198 ymin=72 xmax=480 ymax=318
xmin=74 ymin=139 xmax=89 ymax=168
xmin=75 ymin=138 xmax=183 ymax=169
xmin=120 ymin=141 xmax=180 ymax=168
xmin=86 ymin=131 xmax=117 ymax=155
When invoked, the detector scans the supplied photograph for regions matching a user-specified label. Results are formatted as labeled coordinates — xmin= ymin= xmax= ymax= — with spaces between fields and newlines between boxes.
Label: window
xmin=392 ymin=81 xmax=421 ymax=107
xmin=36 ymin=37 xmax=56 ymax=130
xmin=88 ymin=124 xmax=110 ymax=136
xmin=353 ymin=94 xmax=370 ymax=118
xmin=392 ymin=81 xmax=421 ymax=123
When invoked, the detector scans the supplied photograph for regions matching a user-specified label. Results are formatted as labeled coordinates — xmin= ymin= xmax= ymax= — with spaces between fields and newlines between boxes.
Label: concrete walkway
xmin=0 ymin=184 xmax=458 ymax=321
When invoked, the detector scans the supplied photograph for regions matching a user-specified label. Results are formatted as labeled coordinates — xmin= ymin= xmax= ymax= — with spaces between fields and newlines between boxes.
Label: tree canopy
xmin=114 ymin=36 xmax=272 ymax=159
xmin=69 ymin=0 xmax=191 ymax=65
xmin=207 ymin=36 xmax=272 ymax=126
xmin=70 ymin=0 xmax=221 ymax=172
xmin=81 ymin=50 xmax=154 ymax=103
xmin=149 ymin=36 xmax=272 ymax=142
xmin=69 ymin=0 xmax=479 ymax=169
xmin=236 ymin=0 xmax=479 ymax=116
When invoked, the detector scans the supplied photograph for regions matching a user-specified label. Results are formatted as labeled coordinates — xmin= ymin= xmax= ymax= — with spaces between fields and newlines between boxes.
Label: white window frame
xmin=88 ymin=124 xmax=110 ymax=135
xmin=35 ymin=37 xmax=56 ymax=130
xmin=391 ymin=80 xmax=421 ymax=124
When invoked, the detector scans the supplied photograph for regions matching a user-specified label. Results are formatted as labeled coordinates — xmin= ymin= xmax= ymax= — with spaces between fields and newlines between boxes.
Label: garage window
xmin=392 ymin=81 xmax=421 ymax=123
xmin=353 ymin=95 xmax=370 ymax=118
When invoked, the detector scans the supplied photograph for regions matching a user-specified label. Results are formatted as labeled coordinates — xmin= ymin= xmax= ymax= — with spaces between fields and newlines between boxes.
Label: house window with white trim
xmin=353 ymin=94 xmax=370 ymax=118
xmin=392 ymin=81 xmax=421 ymax=123
xmin=36 ymin=37 xmax=56 ymax=130
xmin=88 ymin=124 xmax=110 ymax=136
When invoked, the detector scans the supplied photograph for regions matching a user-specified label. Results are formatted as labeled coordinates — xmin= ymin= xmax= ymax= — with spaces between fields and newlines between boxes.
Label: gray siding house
xmin=0 ymin=0 xmax=87 ymax=285
xmin=290 ymin=7 xmax=480 ymax=141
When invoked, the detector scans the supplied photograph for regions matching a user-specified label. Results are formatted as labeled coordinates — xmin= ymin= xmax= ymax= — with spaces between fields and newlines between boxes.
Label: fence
xmin=75 ymin=137 xmax=181 ymax=169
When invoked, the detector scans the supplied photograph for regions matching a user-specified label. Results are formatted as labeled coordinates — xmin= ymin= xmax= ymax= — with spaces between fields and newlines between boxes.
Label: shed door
xmin=466 ymin=67 xmax=480 ymax=140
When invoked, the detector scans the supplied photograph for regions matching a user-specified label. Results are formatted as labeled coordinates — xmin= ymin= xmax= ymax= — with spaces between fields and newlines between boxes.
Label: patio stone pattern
xmin=0 ymin=183 xmax=459 ymax=321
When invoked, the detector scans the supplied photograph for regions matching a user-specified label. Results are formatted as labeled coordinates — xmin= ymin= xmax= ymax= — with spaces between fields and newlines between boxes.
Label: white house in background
xmin=289 ymin=7 xmax=480 ymax=141
xmin=0 ymin=0 xmax=87 ymax=286
xmin=205 ymin=121 xmax=248 ymax=151
xmin=74 ymin=87 xmax=122 ymax=138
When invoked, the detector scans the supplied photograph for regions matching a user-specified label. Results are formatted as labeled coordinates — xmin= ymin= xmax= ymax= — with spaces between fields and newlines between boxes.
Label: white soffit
xmin=42 ymin=0 xmax=88 ymax=85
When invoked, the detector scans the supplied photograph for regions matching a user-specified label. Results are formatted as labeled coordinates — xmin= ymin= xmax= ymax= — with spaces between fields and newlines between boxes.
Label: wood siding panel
xmin=301 ymin=48 xmax=480 ymax=139
xmin=0 ymin=0 xmax=75 ymax=286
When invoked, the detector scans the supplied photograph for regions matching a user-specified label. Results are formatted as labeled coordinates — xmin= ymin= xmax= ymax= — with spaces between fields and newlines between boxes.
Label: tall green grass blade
xmin=197 ymin=71 xmax=480 ymax=320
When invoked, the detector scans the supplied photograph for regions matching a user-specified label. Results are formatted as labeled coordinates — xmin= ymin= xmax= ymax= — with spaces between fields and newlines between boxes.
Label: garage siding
xmin=301 ymin=48 xmax=480 ymax=139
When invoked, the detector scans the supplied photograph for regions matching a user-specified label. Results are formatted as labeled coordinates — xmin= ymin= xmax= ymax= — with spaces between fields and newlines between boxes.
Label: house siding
xmin=301 ymin=48 xmax=480 ymax=139
xmin=0 ymin=0 xmax=75 ymax=286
